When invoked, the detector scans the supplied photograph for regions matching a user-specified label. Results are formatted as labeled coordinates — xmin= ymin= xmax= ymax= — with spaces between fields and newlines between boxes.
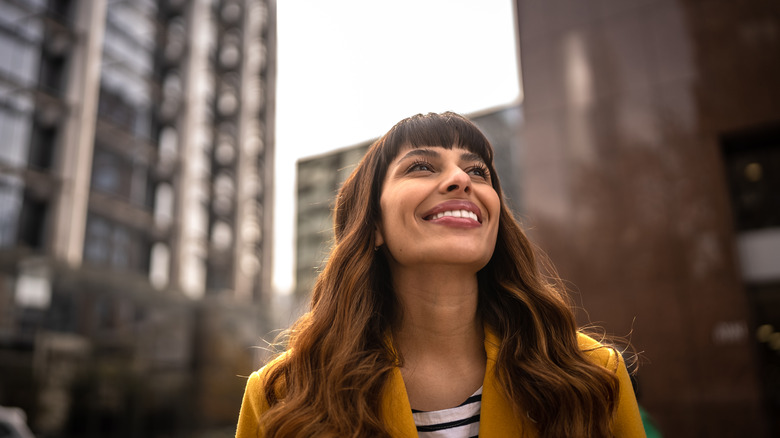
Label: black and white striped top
xmin=411 ymin=386 xmax=482 ymax=438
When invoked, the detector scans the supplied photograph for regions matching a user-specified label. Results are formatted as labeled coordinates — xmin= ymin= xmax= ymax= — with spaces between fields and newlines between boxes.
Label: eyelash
xmin=407 ymin=160 xmax=434 ymax=173
xmin=405 ymin=160 xmax=491 ymax=180
xmin=468 ymin=163 xmax=490 ymax=179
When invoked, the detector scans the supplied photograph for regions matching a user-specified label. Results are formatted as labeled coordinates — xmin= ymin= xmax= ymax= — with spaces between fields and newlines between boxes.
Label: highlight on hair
xmin=260 ymin=112 xmax=620 ymax=437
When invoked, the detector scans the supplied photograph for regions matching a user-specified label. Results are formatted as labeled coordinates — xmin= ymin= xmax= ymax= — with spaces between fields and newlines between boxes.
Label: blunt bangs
xmin=381 ymin=112 xmax=494 ymax=166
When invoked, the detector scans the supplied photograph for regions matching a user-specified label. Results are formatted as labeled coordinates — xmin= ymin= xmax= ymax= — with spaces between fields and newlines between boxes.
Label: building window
xmin=0 ymin=177 xmax=23 ymax=248
xmin=18 ymin=195 xmax=47 ymax=249
xmin=0 ymin=108 xmax=33 ymax=168
xmin=46 ymin=0 xmax=74 ymax=24
xmin=38 ymin=52 xmax=66 ymax=95
xmin=28 ymin=121 xmax=57 ymax=170
xmin=83 ymin=214 xmax=150 ymax=273
xmin=722 ymin=123 xmax=780 ymax=436
xmin=98 ymin=88 xmax=137 ymax=133
xmin=91 ymin=147 xmax=127 ymax=196
xmin=90 ymin=145 xmax=151 ymax=208
xmin=723 ymin=132 xmax=780 ymax=231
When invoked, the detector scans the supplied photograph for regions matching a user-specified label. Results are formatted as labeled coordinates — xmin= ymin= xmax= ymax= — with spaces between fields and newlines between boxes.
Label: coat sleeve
xmin=578 ymin=333 xmax=647 ymax=438
xmin=610 ymin=348 xmax=647 ymax=437
xmin=235 ymin=370 xmax=270 ymax=438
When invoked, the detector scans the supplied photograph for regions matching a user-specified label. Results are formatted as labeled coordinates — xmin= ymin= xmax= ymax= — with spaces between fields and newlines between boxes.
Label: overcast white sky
xmin=272 ymin=0 xmax=522 ymax=294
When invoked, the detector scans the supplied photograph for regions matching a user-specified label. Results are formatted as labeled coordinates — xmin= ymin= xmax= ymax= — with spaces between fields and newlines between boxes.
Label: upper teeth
xmin=431 ymin=210 xmax=479 ymax=222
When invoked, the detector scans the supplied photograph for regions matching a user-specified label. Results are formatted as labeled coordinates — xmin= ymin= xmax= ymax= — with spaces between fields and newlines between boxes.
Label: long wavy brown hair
xmin=261 ymin=112 xmax=619 ymax=437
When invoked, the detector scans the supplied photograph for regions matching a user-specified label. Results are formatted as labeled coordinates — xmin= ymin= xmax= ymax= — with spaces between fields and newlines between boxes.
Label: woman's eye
xmin=468 ymin=165 xmax=490 ymax=179
xmin=408 ymin=161 xmax=434 ymax=173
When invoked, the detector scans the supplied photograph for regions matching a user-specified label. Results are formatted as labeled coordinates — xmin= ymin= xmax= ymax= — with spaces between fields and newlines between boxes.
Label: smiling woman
xmin=236 ymin=112 xmax=646 ymax=438
xmin=376 ymin=146 xmax=500 ymax=272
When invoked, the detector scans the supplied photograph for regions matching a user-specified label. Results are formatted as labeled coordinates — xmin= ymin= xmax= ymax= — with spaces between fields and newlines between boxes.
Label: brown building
xmin=514 ymin=0 xmax=780 ymax=436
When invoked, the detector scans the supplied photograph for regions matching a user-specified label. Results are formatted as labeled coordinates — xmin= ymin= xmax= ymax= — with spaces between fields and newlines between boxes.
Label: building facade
xmin=0 ymin=0 xmax=275 ymax=436
xmin=514 ymin=0 xmax=780 ymax=436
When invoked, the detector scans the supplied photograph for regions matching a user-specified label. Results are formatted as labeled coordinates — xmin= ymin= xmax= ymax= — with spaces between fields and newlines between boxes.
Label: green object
xmin=639 ymin=405 xmax=662 ymax=438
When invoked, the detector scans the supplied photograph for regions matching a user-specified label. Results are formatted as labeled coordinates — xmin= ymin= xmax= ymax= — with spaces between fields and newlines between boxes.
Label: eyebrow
xmin=459 ymin=151 xmax=484 ymax=163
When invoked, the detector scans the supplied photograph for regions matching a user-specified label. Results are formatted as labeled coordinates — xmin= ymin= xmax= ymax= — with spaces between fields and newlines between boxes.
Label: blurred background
xmin=0 ymin=0 xmax=778 ymax=437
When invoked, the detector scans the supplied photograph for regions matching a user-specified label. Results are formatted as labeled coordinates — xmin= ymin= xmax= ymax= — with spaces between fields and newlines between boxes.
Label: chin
xmin=428 ymin=253 xmax=493 ymax=271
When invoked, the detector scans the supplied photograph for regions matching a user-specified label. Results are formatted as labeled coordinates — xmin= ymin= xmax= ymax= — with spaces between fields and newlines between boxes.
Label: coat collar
xmin=380 ymin=329 xmax=534 ymax=437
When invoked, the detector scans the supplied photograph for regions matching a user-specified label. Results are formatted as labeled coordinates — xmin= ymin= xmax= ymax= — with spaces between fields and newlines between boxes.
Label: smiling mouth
xmin=425 ymin=209 xmax=481 ymax=223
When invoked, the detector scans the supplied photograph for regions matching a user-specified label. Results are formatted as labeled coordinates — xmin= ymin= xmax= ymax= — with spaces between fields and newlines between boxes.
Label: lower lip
xmin=426 ymin=217 xmax=482 ymax=228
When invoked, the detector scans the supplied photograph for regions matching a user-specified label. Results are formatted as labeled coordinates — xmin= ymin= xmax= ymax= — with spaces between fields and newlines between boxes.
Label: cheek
xmin=380 ymin=194 xmax=406 ymax=233
xmin=378 ymin=191 xmax=401 ymax=239
xmin=485 ymin=191 xmax=502 ymax=239
xmin=482 ymin=188 xmax=501 ymax=220
xmin=379 ymin=192 xmax=394 ymax=224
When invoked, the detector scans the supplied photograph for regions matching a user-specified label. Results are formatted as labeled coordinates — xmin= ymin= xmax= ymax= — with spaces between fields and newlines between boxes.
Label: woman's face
xmin=375 ymin=145 xmax=500 ymax=272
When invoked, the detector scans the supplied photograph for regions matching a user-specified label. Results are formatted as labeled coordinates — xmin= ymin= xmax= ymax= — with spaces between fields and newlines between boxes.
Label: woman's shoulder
xmin=248 ymin=350 xmax=290 ymax=388
xmin=576 ymin=333 xmax=646 ymax=437
xmin=236 ymin=351 xmax=290 ymax=437
xmin=245 ymin=351 xmax=292 ymax=404
xmin=576 ymin=332 xmax=622 ymax=371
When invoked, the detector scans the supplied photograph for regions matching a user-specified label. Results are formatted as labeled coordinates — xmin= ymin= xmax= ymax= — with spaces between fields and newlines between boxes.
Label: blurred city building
xmin=514 ymin=0 xmax=779 ymax=436
xmin=0 ymin=0 xmax=276 ymax=436
xmin=294 ymin=104 xmax=522 ymax=300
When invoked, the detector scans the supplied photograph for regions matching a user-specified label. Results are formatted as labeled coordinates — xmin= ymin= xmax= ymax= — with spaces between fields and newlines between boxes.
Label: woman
xmin=236 ymin=112 xmax=645 ymax=437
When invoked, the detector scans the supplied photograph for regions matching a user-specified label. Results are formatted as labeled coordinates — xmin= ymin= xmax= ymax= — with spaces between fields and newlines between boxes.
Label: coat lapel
xmin=479 ymin=329 xmax=531 ymax=437
xmin=381 ymin=366 xmax=418 ymax=437
xmin=381 ymin=329 xmax=532 ymax=437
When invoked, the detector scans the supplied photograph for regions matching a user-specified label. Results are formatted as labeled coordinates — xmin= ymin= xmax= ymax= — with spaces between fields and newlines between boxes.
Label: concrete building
xmin=514 ymin=0 xmax=780 ymax=436
xmin=0 ymin=0 xmax=275 ymax=436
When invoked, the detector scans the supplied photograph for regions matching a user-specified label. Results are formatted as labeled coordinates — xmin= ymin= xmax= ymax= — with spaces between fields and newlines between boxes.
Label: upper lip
xmin=422 ymin=200 xmax=483 ymax=223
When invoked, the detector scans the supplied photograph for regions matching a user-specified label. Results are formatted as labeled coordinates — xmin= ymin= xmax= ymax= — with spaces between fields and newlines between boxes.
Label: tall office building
xmin=0 ymin=0 xmax=275 ymax=435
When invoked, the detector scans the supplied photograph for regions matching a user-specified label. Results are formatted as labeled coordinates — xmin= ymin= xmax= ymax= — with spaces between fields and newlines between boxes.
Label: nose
xmin=440 ymin=166 xmax=471 ymax=194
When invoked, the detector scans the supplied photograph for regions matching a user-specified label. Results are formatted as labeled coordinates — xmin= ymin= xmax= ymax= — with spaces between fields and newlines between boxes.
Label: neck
xmin=390 ymin=265 xmax=483 ymax=358
xmin=389 ymin=265 xmax=487 ymax=410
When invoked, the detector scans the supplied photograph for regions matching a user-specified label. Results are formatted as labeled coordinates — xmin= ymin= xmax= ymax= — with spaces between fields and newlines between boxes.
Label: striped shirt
xmin=411 ymin=386 xmax=482 ymax=438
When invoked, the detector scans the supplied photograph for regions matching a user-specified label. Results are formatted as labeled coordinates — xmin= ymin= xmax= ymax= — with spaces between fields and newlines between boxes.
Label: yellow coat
xmin=236 ymin=331 xmax=646 ymax=437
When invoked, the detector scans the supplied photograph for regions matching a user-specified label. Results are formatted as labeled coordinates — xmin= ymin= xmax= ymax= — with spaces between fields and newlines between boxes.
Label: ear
xmin=374 ymin=224 xmax=384 ymax=249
